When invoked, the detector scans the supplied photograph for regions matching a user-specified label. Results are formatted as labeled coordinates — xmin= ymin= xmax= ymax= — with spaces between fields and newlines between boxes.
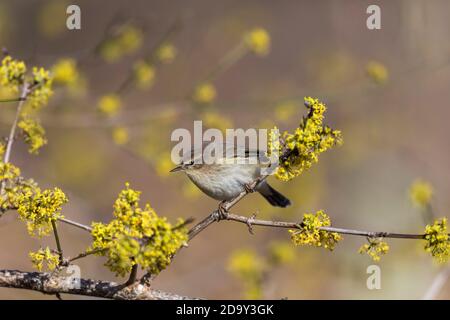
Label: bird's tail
xmin=257 ymin=181 xmax=291 ymax=208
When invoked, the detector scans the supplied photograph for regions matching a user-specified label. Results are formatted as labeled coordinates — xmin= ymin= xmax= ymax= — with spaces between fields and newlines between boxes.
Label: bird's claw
xmin=244 ymin=183 xmax=255 ymax=193
xmin=217 ymin=201 xmax=229 ymax=220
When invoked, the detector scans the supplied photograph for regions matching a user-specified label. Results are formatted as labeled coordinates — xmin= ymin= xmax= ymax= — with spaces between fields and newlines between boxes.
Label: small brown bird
xmin=170 ymin=142 xmax=291 ymax=208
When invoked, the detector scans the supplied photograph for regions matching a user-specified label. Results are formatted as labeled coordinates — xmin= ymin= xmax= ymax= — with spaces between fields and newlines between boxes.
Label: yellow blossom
xmin=366 ymin=61 xmax=388 ymax=85
xmin=17 ymin=187 xmax=67 ymax=237
xmin=156 ymin=43 xmax=177 ymax=64
xmin=0 ymin=162 xmax=21 ymax=181
xmin=51 ymin=58 xmax=79 ymax=87
xmin=409 ymin=179 xmax=433 ymax=209
xmin=28 ymin=67 xmax=53 ymax=109
xmin=99 ymin=25 xmax=143 ymax=62
xmin=193 ymin=83 xmax=216 ymax=104
xmin=271 ymin=97 xmax=342 ymax=181
xmin=359 ymin=238 xmax=389 ymax=262
xmin=29 ymin=247 xmax=59 ymax=271
xmin=228 ymin=249 xmax=266 ymax=279
xmin=245 ymin=28 xmax=270 ymax=56
xmin=228 ymin=248 xmax=266 ymax=299
xmin=133 ymin=60 xmax=156 ymax=89
xmin=112 ymin=126 xmax=129 ymax=145
xmin=98 ymin=94 xmax=121 ymax=117
xmin=155 ymin=153 xmax=173 ymax=177
xmin=18 ymin=118 xmax=47 ymax=154
xmin=290 ymin=210 xmax=342 ymax=250
xmin=0 ymin=56 xmax=26 ymax=90
xmin=118 ymin=25 xmax=143 ymax=54
xmin=0 ymin=142 xmax=5 ymax=158
xmin=424 ymin=218 xmax=450 ymax=263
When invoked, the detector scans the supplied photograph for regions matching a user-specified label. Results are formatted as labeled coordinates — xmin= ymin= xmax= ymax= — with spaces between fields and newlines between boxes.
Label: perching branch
xmin=0 ymin=269 xmax=200 ymax=300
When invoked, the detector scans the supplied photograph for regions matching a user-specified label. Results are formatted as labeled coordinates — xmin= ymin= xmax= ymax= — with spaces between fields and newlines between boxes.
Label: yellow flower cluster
xmin=359 ymin=238 xmax=389 ymax=262
xmin=28 ymin=67 xmax=53 ymax=109
xmin=0 ymin=161 xmax=20 ymax=182
xmin=97 ymin=94 xmax=121 ymax=117
xmin=409 ymin=179 xmax=433 ymax=209
xmin=271 ymin=97 xmax=342 ymax=181
xmin=29 ymin=247 xmax=59 ymax=271
xmin=228 ymin=248 xmax=266 ymax=299
xmin=290 ymin=210 xmax=342 ymax=250
xmin=245 ymin=28 xmax=270 ymax=56
xmin=18 ymin=118 xmax=47 ymax=154
xmin=51 ymin=58 xmax=79 ymax=87
xmin=366 ymin=61 xmax=388 ymax=85
xmin=424 ymin=218 xmax=450 ymax=263
xmin=193 ymin=83 xmax=216 ymax=104
xmin=0 ymin=162 xmax=43 ymax=215
xmin=89 ymin=183 xmax=188 ymax=276
xmin=0 ymin=56 xmax=26 ymax=90
xmin=0 ymin=142 xmax=4 ymax=158
xmin=133 ymin=60 xmax=156 ymax=90
xmin=16 ymin=187 xmax=67 ymax=237
xmin=100 ymin=25 xmax=143 ymax=62
xmin=0 ymin=55 xmax=54 ymax=108
xmin=156 ymin=43 xmax=177 ymax=64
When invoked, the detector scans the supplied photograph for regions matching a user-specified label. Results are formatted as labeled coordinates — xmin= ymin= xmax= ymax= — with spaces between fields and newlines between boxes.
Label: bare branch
xmin=51 ymin=220 xmax=64 ymax=264
xmin=58 ymin=217 xmax=92 ymax=232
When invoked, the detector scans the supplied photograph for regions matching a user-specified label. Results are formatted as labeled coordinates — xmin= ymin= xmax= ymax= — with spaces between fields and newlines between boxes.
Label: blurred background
xmin=0 ymin=0 xmax=450 ymax=299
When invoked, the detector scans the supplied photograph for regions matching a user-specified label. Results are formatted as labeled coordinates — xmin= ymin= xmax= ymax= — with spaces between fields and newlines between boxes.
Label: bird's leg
xmin=217 ymin=200 xmax=229 ymax=220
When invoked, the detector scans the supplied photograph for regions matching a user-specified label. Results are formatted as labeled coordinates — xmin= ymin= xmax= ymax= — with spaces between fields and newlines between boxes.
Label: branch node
xmin=246 ymin=212 xmax=257 ymax=234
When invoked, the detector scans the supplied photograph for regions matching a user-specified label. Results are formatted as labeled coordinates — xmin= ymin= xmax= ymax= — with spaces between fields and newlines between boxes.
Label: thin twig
xmin=58 ymin=217 xmax=92 ymax=232
xmin=51 ymin=220 xmax=64 ymax=264
xmin=2 ymin=83 xmax=29 ymax=165
xmin=225 ymin=213 xmax=430 ymax=239
xmin=69 ymin=248 xmax=105 ymax=263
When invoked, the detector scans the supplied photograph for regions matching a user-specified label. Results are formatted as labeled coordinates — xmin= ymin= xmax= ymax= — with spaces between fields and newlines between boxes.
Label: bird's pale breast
xmin=186 ymin=164 xmax=260 ymax=200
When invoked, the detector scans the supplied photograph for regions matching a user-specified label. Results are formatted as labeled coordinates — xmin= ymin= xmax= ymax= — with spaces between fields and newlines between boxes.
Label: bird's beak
xmin=170 ymin=165 xmax=183 ymax=173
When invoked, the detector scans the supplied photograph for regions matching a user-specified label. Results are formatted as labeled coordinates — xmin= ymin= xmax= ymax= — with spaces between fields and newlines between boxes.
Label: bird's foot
xmin=216 ymin=201 xmax=229 ymax=220
xmin=244 ymin=183 xmax=256 ymax=193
